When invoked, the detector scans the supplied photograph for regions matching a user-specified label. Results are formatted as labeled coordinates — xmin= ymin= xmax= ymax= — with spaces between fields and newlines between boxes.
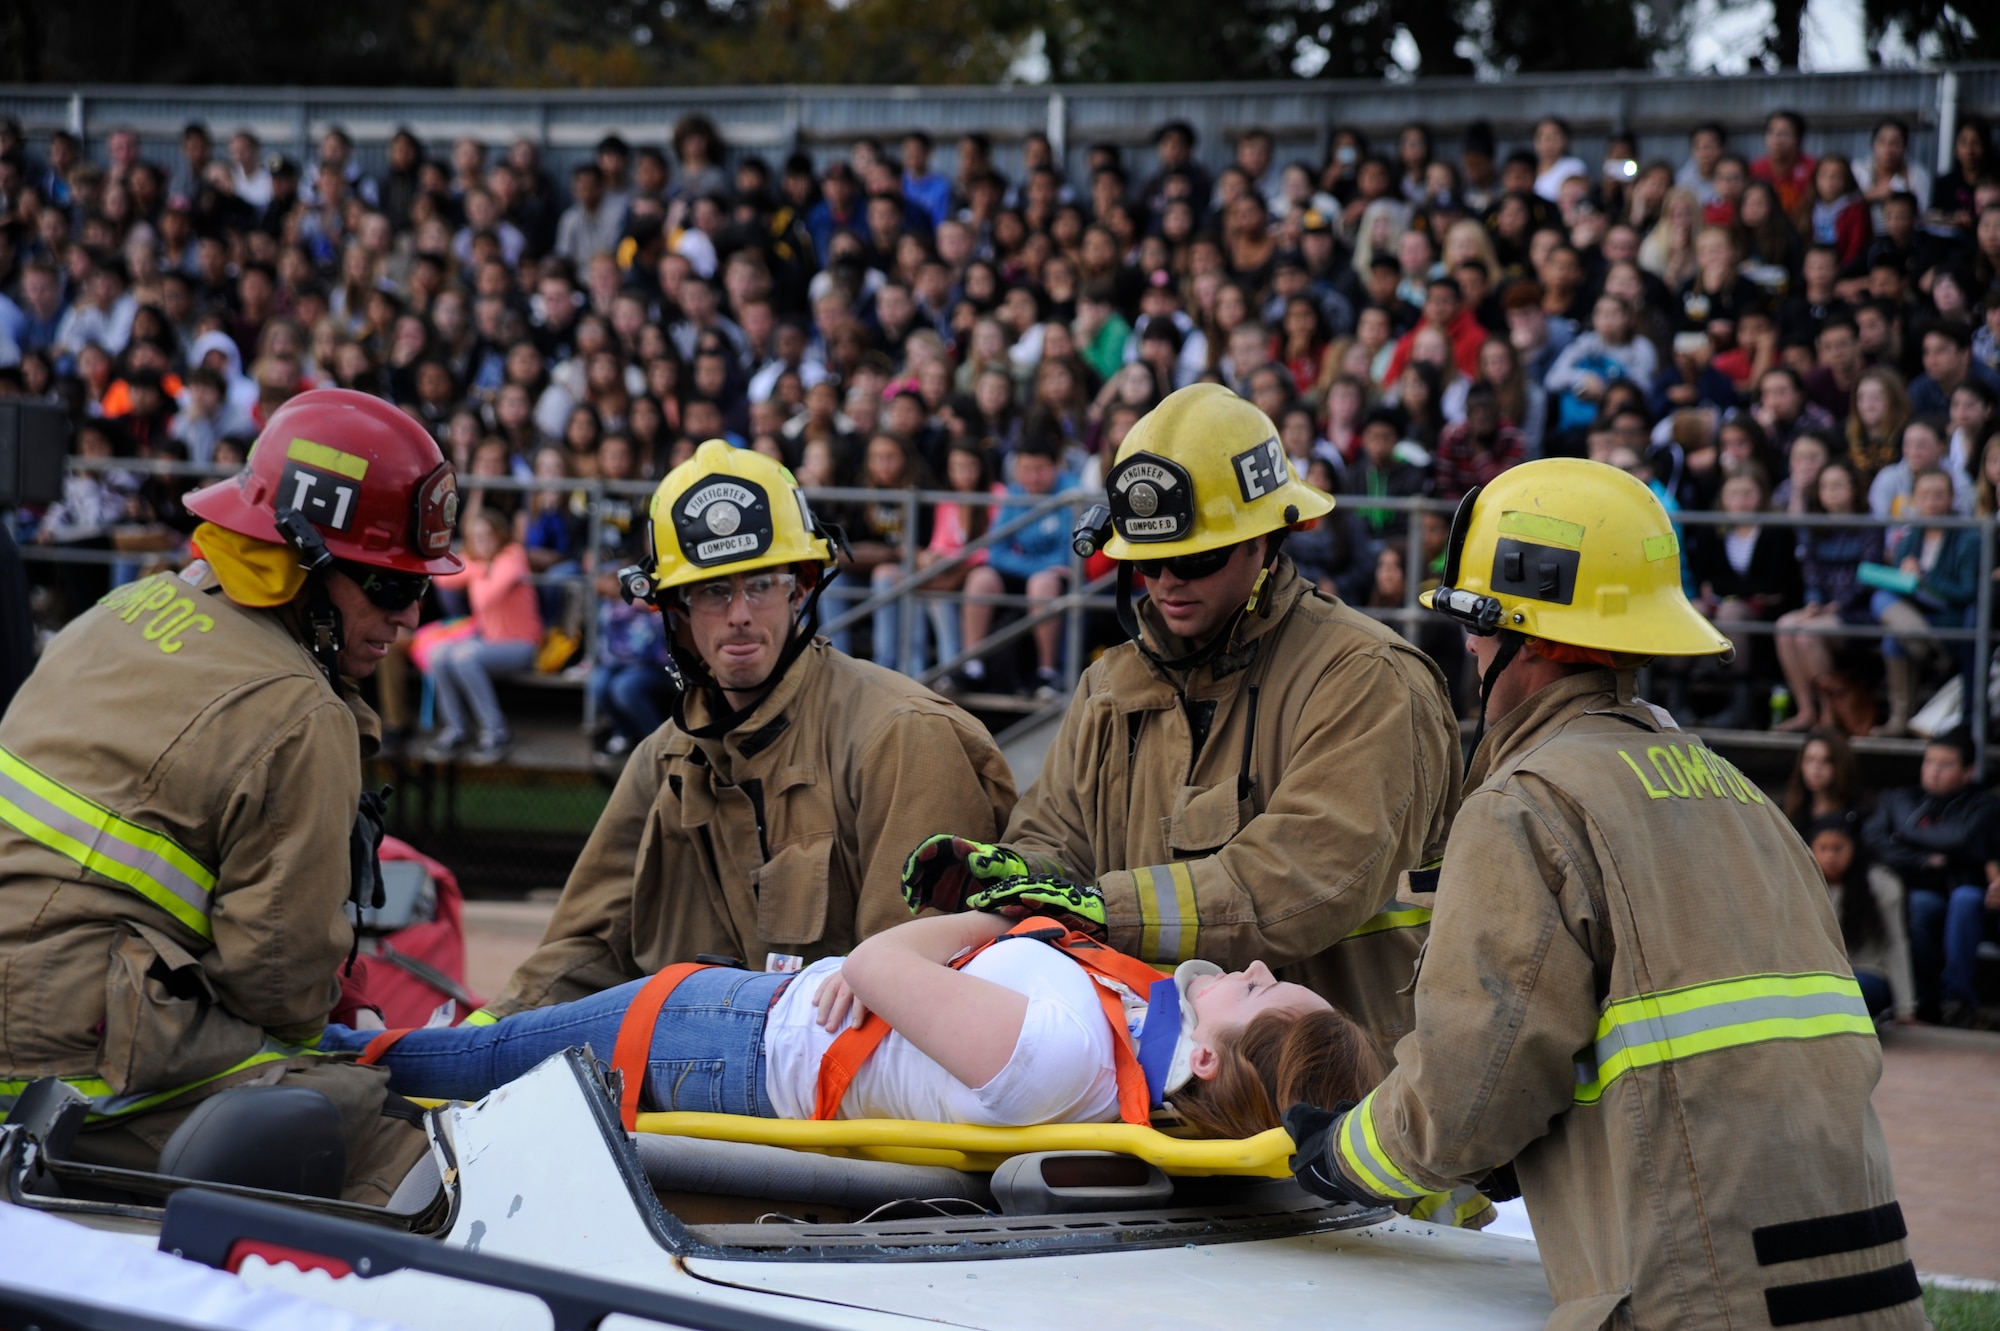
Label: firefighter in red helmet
xmin=0 ymin=390 xmax=460 ymax=1203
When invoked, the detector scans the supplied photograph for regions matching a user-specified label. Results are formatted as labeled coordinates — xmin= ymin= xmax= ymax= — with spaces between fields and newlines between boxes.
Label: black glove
xmin=1284 ymin=1101 xmax=1364 ymax=1205
xmin=963 ymin=874 xmax=1108 ymax=939
xmin=900 ymin=834 xmax=1031 ymax=916
xmin=1480 ymin=1159 xmax=1522 ymax=1204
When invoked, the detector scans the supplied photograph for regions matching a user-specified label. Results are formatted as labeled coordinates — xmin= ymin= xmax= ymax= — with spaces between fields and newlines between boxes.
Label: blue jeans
xmin=927 ymin=593 xmax=962 ymax=671
xmin=589 ymin=663 xmax=668 ymax=742
xmin=1908 ymin=884 xmax=1996 ymax=1011
xmin=322 ymin=967 xmax=789 ymax=1115
xmin=816 ymin=581 xmax=862 ymax=656
xmin=429 ymin=636 xmax=537 ymax=740
xmin=870 ymin=563 xmax=929 ymax=675
xmin=1855 ymin=969 xmax=1892 ymax=1019
xmin=537 ymin=558 xmax=580 ymax=629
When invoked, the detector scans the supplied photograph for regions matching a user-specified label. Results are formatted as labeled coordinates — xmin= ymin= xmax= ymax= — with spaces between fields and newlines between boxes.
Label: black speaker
xmin=0 ymin=401 xmax=69 ymax=507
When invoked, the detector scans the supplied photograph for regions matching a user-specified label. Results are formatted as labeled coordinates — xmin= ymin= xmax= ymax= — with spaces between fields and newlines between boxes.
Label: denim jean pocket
xmin=647 ymin=1058 xmax=731 ymax=1112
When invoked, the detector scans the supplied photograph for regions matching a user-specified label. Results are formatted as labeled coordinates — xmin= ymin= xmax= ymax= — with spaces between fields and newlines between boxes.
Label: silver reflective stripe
xmin=0 ymin=755 xmax=214 ymax=934
xmin=1586 ymin=987 xmax=1871 ymax=1079
xmin=1336 ymin=1090 xmax=1429 ymax=1199
xmin=1144 ymin=865 xmax=1181 ymax=961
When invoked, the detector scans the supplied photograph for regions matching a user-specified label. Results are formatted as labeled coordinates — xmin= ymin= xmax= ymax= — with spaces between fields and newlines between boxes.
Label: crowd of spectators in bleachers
xmin=1787 ymin=724 xmax=2000 ymax=1027
xmin=3 ymin=107 xmax=2000 ymax=745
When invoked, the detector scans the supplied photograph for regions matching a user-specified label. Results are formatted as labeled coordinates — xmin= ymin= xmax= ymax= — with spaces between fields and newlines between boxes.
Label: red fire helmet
xmin=186 ymin=389 xmax=464 ymax=575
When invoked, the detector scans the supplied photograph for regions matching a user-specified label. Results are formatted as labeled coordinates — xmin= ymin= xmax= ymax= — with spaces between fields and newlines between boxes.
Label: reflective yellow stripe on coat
xmin=0 ymin=746 xmax=217 ymax=940
xmin=1408 ymin=1183 xmax=1493 ymax=1228
xmin=1336 ymin=970 xmax=1875 ymax=1203
xmin=1336 ymin=1086 xmax=1433 ymax=1200
xmin=0 ymin=1042 xmax=295 ymax=1124
xmin=1342 ymin=904 xmax=1432 ymax=940
xmin=1133 ymin=862 xmax=1198 ymax=964
xmin=1573 ymin=970 xmax=1874 ymax=1105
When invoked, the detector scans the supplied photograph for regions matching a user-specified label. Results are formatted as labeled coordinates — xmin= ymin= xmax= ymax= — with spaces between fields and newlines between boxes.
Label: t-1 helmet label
xmin=278 ymin=461 xmax=361 ymax=532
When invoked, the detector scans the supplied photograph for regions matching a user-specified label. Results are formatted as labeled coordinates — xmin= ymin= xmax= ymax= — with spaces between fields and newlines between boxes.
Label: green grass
xmin=1926 ymin=1284 xmax=2000 ymax=1331
xmin=448 ymin=776 xmax=609 ymax=835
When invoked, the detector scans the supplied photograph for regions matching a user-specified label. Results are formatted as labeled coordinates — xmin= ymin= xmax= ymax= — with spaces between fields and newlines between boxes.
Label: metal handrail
xmin=815 ymin=488 xmax=1080 ymax=634
xmin=22 ymin=463 xmax=2000 ymax=768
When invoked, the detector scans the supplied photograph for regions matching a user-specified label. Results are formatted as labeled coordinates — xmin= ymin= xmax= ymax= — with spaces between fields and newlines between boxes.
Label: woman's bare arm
xmin=835 ymin=913 xmax=1025 ymax=1090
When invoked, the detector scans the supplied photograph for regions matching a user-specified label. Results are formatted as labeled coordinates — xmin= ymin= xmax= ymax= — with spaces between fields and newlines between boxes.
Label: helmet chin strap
xmin=1467 ymin=629 xmax=1527 ymax=762
xmin=666 ymin=562 xmax=840 ymax=741
xmin=273 ymin=506 xmax=345 ymax=684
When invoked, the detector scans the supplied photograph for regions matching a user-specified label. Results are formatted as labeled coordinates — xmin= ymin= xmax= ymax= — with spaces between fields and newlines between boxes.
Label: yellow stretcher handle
xmin=631 ymin=1113 xmax=1297 ymax=1178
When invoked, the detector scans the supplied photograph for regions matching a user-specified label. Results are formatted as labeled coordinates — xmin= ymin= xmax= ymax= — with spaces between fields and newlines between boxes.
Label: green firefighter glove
xmin=963 ymin=874 xmax=1108 ymax=940
xmin=901 ymin=834 xmax=1033 ymax=916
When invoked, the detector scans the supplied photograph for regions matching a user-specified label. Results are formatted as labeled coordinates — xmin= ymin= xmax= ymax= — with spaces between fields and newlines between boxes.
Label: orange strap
xmin=356 ymin=1028 xmax=416 ymax=1066
xmin=1091 ymin=976 xmax=1154 ymax=1126
xmin=813 ymin=917 xmax=1158 ymax=1125
xmin=814 ymin=1011 xmax=891 ymax=1121
xmin=611 ymin=963 xmax=713 ymax=1131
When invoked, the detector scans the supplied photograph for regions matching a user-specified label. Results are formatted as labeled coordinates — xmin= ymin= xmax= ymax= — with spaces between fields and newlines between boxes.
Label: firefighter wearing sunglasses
xmin=1284 ymin=460 xmax=1923 ymax=1328
xmin=904 ymin=383 xmax=1464 ymax=1095
xmin=0 ymin=389 xmax=461 ymax=1202
xmin=475 ymin=441 xmax=1014 ymax=1022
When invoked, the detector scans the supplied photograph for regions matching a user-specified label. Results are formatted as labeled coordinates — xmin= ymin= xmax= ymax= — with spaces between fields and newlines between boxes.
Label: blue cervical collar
xmin=1135 ymin=975 xmax=1182 ymax=1107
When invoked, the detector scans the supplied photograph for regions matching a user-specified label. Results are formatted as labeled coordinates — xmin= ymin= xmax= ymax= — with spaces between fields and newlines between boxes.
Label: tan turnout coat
xmin=0 ymin=567 xmax=419 ymax=1201
xmin=1335 ymin=671 xmax=1923 ymax=1330
xmin=1000 ymin=560 xmax=1462 ymax=1059
xmin=491 ymin=640 xmax=1015 ymax=1015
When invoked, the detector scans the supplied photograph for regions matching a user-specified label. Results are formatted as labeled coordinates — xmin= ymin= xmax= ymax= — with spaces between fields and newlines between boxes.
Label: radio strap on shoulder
xmin=611 ymin=963 xmax=713 ymax=1130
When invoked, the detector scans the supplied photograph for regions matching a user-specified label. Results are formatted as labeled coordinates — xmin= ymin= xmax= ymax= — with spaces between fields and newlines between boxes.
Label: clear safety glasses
xmin=681 ymin=571 xmax=798 ymax=615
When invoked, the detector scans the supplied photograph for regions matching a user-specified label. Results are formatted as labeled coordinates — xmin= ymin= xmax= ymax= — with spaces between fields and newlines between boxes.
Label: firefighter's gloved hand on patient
xmin=963 ymin=874 xmax=1108 ymax=940
xmin=900 ymin=835 xmax=1033 ymax=915
xmin=1285 ymin=1102 xmax=1366 ymax=1204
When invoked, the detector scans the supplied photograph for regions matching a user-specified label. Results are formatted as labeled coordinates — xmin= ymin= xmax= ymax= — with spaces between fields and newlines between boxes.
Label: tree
xmin=1483 ymin=0 xmax=1666 ymax=72
xmin=0 ymin=0 xmax=450 ymax=85
xmin=1770 ymin=0 xmax=1807 ymax=67
xmin=1034 ymin=0 xmax=1478 ymax=81
xmin=0 ymin=0 xmax=1724 ymax=88
xmin=691 ymin=0 xmax=1032 ymax=86
xmin=1862 ymin=0 xmax=1999 ymax=61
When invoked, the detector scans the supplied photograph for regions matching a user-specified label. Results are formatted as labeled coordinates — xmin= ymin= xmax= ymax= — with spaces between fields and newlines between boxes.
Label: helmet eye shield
xmin=1432 ymin=487 xmax=1588 ymax=635
xmin=1431 ymin=484 xmax=1504 ymax=635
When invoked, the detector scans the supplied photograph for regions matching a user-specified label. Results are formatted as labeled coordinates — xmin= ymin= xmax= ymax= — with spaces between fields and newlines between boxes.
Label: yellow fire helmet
xmin=1100 ymin=384 xmax=1333 ymax=561
xmin=1421 ymin=458 xmax=1729 ymax=658
xmin=634 ymin=439 xmax=835 ymax=598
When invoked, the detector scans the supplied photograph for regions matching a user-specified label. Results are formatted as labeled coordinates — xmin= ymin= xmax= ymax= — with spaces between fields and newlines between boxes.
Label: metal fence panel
xmin=6 ymin=66 xmax=1995 ymax=199
xmin=1956 ymin=66 xmax=2000 ymax=124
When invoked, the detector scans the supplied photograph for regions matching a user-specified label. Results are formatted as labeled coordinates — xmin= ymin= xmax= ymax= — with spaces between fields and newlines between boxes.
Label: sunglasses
xmin=334 ymin=559 xmax=431 ymax=612
xmin=1129 ymin=543 xmax=1239 ymax=582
